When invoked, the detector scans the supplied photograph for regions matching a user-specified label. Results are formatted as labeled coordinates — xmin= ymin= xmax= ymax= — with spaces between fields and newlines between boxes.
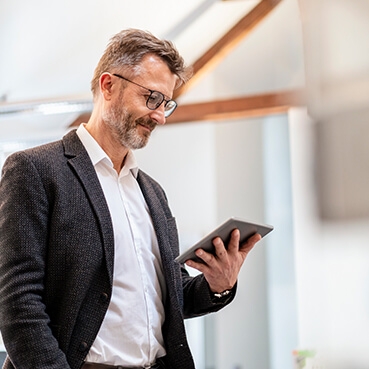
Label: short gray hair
xmin=91 ymin=28 xmax=192 ymax=97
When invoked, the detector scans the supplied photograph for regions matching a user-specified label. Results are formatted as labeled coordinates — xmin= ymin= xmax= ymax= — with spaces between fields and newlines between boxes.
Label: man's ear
xmin=99 ymin=73 xmax=113 ymax=100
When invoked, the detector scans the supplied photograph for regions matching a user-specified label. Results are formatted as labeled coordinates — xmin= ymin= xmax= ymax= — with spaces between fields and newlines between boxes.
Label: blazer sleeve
xmin=0 ymin=152 xmax=71 ymax=369
xmin=181 ymin=266 xmax=236 ymax=319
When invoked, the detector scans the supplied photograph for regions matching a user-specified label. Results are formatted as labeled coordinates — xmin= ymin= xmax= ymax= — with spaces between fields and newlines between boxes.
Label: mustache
xmin=136 ymin=117 xmax=157 ymax=131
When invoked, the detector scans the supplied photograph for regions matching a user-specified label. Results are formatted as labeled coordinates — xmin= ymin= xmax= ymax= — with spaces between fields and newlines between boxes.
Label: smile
xmin=138 ymin=122 xmax=155 ymax=132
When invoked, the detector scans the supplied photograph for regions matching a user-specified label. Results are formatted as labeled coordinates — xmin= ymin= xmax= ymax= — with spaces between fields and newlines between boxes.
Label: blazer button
xmin=78 ymin=341 xmax=89 ymax=352
xmin=100 ymin=292 xmax=109 ymax=302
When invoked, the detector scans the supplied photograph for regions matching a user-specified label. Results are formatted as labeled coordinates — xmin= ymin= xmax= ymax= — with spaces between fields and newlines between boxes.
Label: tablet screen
xmin=175 ymin=217 xmax=273 ymax=263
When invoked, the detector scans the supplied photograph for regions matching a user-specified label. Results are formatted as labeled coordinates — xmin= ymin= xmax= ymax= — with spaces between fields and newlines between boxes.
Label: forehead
xmin=133 ymin=54 xmax=177 ymax=98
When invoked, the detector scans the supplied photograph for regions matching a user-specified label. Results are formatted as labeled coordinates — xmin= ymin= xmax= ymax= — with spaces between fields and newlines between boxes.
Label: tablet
xmin=175 ymin=217 xmax=274 ymax=264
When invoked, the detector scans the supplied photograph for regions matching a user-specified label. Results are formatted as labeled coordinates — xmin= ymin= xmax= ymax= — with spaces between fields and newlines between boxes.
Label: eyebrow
xmin=112 ymin=73 xmax=172 ymax=100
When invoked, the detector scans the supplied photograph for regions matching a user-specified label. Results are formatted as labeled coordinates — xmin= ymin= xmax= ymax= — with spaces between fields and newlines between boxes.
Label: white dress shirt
xmin=76 ymin=124 xmax=166 ymax=367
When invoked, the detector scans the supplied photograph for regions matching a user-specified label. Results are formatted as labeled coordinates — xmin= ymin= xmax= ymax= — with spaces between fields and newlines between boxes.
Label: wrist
xmin=212 ymin=289 xmax=232 ymax=299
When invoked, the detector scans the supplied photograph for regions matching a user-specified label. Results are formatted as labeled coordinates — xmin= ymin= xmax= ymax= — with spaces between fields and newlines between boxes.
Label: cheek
xmin=115 ymin=92 xmax=150 ymax=121
xmin=129 ymin=93 xmax=151 ymax=115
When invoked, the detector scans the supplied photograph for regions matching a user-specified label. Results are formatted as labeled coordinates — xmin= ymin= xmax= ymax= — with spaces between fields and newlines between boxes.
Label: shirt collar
xmin=76 ymin=123 xmax=139 ymax=178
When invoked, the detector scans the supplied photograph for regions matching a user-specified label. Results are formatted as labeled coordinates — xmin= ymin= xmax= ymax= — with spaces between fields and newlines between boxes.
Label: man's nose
xmin=149 ymin=105 xmax=166 ymax=125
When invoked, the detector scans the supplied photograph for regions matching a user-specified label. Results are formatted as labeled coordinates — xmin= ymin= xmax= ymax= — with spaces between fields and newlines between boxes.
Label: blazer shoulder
xmin=14 ymin=130 xmax=83 ymax=162
xmin=1 ymin=130 xmax=86 ymax=182
xmin=21 ymin=129 xmax=82 ymax=158
xmin=1 ymin=139 xmax=62 ymax=176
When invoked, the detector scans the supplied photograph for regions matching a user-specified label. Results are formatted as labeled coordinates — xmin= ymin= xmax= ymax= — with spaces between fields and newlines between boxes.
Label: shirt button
xmin=100 ymin=292 xmax=109 ymax=302
xmin=78 ymin=341 xmax=88 ymax=352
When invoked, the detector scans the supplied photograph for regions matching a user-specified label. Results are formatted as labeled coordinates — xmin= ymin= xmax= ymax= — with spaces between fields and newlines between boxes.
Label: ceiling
xmin=0 ymin=0 xmax=306 ymax=139
xmin=0 ymin=0 xmax=262 ymax=103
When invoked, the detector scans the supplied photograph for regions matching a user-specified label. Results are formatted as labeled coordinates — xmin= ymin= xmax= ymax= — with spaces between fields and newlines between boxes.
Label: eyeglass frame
xmin=112 ymin=73 xmax=177 ymax=118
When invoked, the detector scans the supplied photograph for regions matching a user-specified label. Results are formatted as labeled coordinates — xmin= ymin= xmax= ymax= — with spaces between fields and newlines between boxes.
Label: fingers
xmin=226 ymin=229 xmax=241 ymax=253
xmin=212 ymin=237 xmax=227 ymax=258
xmin=185 ymin=238 xmax=225 ymax=271
xmin=238 ymin=233 xmax=261 ymax=261
xmin=184 ymin=230 xmax=263 ymax=294
xmin=184 ymin=249 xmax=211 ymax=274
xmin=185 ymin=230 xmax=262 ymax=271
xmin=240 ymin=232 xmax=261 ymax=249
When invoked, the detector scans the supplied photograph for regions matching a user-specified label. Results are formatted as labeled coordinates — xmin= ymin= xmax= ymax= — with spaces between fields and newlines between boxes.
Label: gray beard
xmin=102 ymin=104 xmax=153 ymax=150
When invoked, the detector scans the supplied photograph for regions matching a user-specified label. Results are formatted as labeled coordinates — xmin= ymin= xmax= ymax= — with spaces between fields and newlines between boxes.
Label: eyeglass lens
xmin=112 ymin=73 xmax=177 ymax=117
xmin=147 ymin=91 xmax=177 ymax=117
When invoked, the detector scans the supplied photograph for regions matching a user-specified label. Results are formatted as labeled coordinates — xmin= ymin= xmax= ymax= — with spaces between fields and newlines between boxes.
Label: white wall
xmin=213 ymin=118 xmax=270 ymax=369
xmin=289 ymin=108 xmax=369 ymax=368
xmin=202 ymin=1 xmax=304 ymax=367
xmin=263 ymin=114 xmax=298 ymax=369
xmin=136 ymin=116 xmax=273 ymax=369
xmin=135 ymin=122 xmax=218 ymax=252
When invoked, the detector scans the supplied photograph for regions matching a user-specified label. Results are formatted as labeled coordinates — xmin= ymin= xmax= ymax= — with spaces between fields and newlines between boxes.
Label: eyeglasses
xmin=112 ymin=73 xmax=177 ymax=118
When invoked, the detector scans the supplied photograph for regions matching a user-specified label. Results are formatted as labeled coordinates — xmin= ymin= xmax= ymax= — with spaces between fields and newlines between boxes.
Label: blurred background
xmin=1 ymin=0 xmax=369 ymax=368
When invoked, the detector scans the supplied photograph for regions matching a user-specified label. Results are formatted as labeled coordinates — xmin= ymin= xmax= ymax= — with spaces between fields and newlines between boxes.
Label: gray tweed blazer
xmin=0 ymin=130 xmax=234 ymax=369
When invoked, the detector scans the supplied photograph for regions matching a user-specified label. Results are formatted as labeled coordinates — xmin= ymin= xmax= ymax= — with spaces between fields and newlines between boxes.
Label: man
xmin=0 ymin=29 xmax=261 ymax=369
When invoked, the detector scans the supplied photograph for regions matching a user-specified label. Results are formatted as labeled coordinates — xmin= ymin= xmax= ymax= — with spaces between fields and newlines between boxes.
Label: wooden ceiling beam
xmin=69 ymin=89 xmax=305 ymax=127
xmin=69 ymin=0 xmax=286 ymax=128
xmin=173 ymin=0 xmax=284 ymax=99
xmin=167 ymin=89 xmax=306 ymax=124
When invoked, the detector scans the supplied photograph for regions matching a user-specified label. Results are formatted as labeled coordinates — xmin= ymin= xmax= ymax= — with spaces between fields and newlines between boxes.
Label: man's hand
xmin=185 ymin=229 xmax=262 ymax=293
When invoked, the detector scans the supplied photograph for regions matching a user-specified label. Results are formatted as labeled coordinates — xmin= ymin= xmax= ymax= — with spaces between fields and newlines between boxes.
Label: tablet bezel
xmin=175 ymin=217 xmax=273 ymax=264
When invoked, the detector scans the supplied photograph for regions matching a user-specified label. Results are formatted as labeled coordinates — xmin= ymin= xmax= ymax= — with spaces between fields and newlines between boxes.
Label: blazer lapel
xmin=137 ymin=172 xmax=173 ymax=259
xmin=62 ymin=130 xmax=115 ymax=285
xmin=136 ymin=171 xmax=181 ymax=297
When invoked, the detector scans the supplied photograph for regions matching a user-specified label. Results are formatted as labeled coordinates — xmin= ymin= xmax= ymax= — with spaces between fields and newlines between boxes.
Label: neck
xmin=85 ymin=109 xmax=128 ymax=173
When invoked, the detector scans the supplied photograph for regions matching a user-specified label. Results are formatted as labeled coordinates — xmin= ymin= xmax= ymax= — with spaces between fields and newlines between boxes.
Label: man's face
xmin=102 ymin=92 xmax=157 ymax=150
xmin=102 ymin=54 xmax=177 ymax=150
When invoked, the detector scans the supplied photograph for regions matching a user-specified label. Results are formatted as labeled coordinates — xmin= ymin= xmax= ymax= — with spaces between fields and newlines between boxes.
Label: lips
xmin=139 ymin=123 xmax=153 ymax=132
xmin=136 ymin=118 xmax=156 ymax=132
